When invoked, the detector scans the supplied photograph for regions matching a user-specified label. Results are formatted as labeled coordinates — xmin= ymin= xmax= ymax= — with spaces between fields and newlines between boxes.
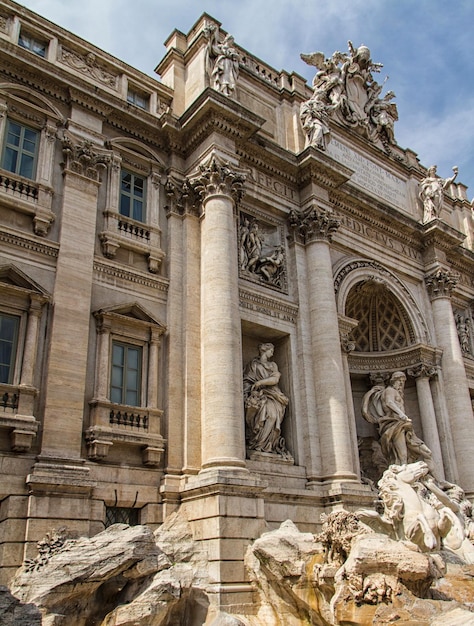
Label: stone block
xmin=26 ymin=495 xmax=93 ymax=521
xmin=206 ymin=537 xmax=249 ymax=561
xmin=208 ymin=560 xmax=246 ymax=585
xmin=0 ymin=495 xmax=28 ymax=521
xmin=0 ymin=518 xmax=26 ymax=543
xmin=0 ymin=541 xmax=25 ymax=567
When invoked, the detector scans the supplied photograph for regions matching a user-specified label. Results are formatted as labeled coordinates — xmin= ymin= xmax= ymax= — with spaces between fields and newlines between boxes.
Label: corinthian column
xmin=425 ymin=268 xmax=474 ymax=495
xmin=193 ymin=155 xmax=246 ymax=469
xmin=289 ymin=205 xmax=357 ymax=482
xmin=406 ymin=364 xmax=444 ymax=479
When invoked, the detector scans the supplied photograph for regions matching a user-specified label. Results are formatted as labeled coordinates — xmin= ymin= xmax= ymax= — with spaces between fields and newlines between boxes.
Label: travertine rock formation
xmin=5 ymin=508 xmax=474 ymax=625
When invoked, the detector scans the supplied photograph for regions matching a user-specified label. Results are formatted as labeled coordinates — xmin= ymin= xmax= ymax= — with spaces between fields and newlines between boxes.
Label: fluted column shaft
xmin=426 ymin=269 xmax=474 ymax=494
xmin=290 ymin=206 xmax=357 ymax=481
xmin=195 ymin=157 xmax=246 ymax=469
xmin=408 ymin=366 xmax=444 ymax=479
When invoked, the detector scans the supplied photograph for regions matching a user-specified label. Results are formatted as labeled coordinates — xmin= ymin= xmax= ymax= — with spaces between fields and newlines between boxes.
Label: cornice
xmin=0 ymin=226 xmax=59 ymax=259
xmin=348 ymin=343 xmax=442 ymax=375
xmin=93 ymin=259 xmax=169 ymax=295
xmin=239 ymin=287 xmax=298 ymax=324
xmin=420 ymin=219 xmax=466 ymax=252
xmin=178 ymin=88 xmax=265 ymax=154
xmin=296 ymin=147 xmax=354 ymax=190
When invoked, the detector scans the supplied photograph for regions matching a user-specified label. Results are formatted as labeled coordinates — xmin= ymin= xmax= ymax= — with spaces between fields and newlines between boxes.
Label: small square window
xmin=18 ymin=30 xmax=47 ymax=58
xmin=110 ymin=341 xmax=142 ymax=406
xmin=2 ymin=119 xmax=40 ymax=180
xmin=127 ymin=89 xmax=148 ymax=110
xmin=120 ymin=169 xmax=146 ymax=222
xmin=0 ymin=313 xmax=20 ymax=384
xmin=105 ymin=506 xmax=139 ymax=527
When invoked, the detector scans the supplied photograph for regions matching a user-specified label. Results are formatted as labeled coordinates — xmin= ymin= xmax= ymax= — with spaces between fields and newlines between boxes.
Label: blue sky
xmin=18 ymin=0 xmax=474 ymax=198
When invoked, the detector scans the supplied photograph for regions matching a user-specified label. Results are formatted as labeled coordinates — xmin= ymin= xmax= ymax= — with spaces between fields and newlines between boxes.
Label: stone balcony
xmin=99 ymin=209 xmax=165 ymax=273
xmin=86 ymin=398 xmax=166 ymax=466
xmin=0 ymin=382 xmax=39 ymax=452
xmin=0 ymin=170 xmax=54 ymax=236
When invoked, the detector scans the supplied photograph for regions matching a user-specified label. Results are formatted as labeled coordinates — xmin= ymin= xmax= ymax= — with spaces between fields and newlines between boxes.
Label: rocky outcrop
xmin=5 ymin=508 xmax=474 ymax=625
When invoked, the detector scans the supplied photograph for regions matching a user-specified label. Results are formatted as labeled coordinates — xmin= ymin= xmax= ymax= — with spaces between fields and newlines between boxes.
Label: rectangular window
xmin=127 ymin=89 xmax=148 ymax=110
xmin=18 ymin=31 xmax=47 ymax=58
xmin=105 ymin=506 xmax=139 ymax=527
xmin=110 ymin=341 xmax=142 ymax=406
xmin=2 ymin=120 xmax=39 ymax=180
xmin=0 ymin=313 xmax=20 ymax=384
xmin=120 ymin=169 xmax=146 ymax=222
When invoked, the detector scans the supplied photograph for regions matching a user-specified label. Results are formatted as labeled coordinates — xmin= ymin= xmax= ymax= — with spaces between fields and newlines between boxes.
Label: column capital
xmin=288 ymin=204 xmax=340 ymax=244
xmin=425 ymin=268 xmax=459 ymax=300
xmin=191 ymin=154 xmax=246 ymax=206
xmin=165 ymin=176 xmax=199 ymax=217
xmin=61 ymin=136 xmax=109 ymax=182
xmin=406 ymin=363 xmax=438 ymax=379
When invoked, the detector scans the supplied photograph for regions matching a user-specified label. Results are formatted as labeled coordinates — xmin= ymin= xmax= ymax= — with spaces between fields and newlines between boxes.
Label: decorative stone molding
xmin=424 ymin=268 xmax=459 ymax=300
xmin=164 ymin=176 xmax=198 ymax=217
xmin=59 ymin=47 xmax=118 ymax=89
xmin=191 ymin=154 xmax=246 ymax=207
xmin=406 ymin=364 xmax=438 ymax=379
xmin=239 ymin=287 xmax=298 ymax=324
xmin=348 ymin=343 xmax=442 ymax=375
xmin=61 ymin=137 xmax=109 ymax=181
xmin=338 ymin=314 xmax=359 ymax=353
xmin=288 ymin=204 xmax=340 ymax=244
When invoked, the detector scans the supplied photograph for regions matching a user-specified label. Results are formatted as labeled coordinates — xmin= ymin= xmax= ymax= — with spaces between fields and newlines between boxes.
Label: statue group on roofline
xmin=359 ymin=370 xmax=474 ymax=560
xmin=300 ymin=41 xmax=398 ymax=151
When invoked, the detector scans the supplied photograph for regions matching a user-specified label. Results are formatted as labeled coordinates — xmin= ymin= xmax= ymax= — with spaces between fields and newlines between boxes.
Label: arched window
xmin=345 ymin=278 xmax=415 ymax=352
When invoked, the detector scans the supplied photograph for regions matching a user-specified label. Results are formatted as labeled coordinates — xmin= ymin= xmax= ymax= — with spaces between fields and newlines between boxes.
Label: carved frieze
xmin=239 ymin=288 xmax=298 ymax=324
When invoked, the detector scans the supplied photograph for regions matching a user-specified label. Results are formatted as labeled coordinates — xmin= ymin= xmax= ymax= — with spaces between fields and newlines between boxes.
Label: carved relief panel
xmin=238 ymin=210 xmax=287 ymax=293
xmin=454 ymin=308 xmax=474 ymax=358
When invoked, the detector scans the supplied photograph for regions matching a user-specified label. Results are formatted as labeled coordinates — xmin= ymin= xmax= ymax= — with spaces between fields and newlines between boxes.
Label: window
xmin=111 ymin=341 xmax=142 ymax=406
xmin=105 ymin=506 xmax=139 ymax=527
xmin=0 ymin=313 xmax=20 ymax=384
xmin=2 ymin=120 xmax=39 ymax=180
xmin=127 ymin=89 xmax=148 ymax=110
xmin=120 ymin=169 xmax=146 ymax=222
xmin=18 ymin=31 xmax=47 ymax=58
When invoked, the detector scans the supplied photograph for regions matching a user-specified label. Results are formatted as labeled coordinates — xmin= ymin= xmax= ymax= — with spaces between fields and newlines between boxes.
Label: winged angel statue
xmin=300 ymin=42 xmax=398 ymax=150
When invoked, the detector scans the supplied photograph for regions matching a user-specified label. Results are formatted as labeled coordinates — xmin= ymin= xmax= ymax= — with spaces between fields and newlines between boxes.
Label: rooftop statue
xmin=205 ymin=23 xmax=240 ymax=97
xmin=419 ymin=164 xmax=458 ymax=223
xmin=300 ymin=41 xmax=398 ymax=151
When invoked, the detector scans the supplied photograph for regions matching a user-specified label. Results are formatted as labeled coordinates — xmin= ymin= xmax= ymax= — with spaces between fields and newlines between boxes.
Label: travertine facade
xmin=1 ymin=0 xmax=474 ymax=615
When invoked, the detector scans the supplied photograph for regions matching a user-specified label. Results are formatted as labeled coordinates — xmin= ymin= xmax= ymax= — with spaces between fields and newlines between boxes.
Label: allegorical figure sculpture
xmin=243 ymin=343 xmax=291 ymax=459
xmin=456 ymin=314 xmax=471 ymax=355
xmin=205 ymin=24 xmax=240 ymax=97
xmin=239 ymin=216 xmax=286 ymax=288
xmin=419 ymin=165 xmax=458 ymax=223
xmin=300 ymin=41 xmax=398 ymax=151
xmin=362 ymin=372 xmax=435 ymax=474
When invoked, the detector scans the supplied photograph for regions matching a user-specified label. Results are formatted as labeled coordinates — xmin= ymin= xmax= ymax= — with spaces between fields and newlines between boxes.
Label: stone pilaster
xmin=38 ymin=138 xmax=108 ymax=460
xmin=406 ymin=364 xmax=444 ymax=479
xmin=289 ymin=204 xmax=357 ymax=482
xmin=425 ymin=268 xmax=474 ymax=494
xmin=193 ymin=155 xmax=246 ymax=470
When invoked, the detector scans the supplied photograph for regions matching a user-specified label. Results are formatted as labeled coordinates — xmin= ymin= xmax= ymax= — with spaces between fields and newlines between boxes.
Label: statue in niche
xmin=205 ymin=24 xmax=240 ymax=97
xmin=239 ymin=215 xmax=286 ymax=289
xmin=243 ymin=343 xmax=291 ymax=459
xmin=456 ymin=314 xmax=472 ymax=355
xmin=300 ymin=42 xmax=398 ymax=150
xmin=361 ymin=371 xmax=437 ymax=475
xmin=419 ymin=165 xmax=458 ymax=223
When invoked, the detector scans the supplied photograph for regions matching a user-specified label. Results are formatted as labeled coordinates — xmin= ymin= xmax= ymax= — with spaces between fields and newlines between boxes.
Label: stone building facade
xmin=1 ymin=0 xmax=474 ymax=613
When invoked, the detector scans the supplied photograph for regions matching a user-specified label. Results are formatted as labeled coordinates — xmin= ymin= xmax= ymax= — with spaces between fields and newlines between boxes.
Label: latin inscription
xmin=340 ymin=215 xmax=421 ymax=261
xmin=250 ymin=167 xmax=297 ymax=201
xmin=327 ymin=139 xmax=407 ymax=209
